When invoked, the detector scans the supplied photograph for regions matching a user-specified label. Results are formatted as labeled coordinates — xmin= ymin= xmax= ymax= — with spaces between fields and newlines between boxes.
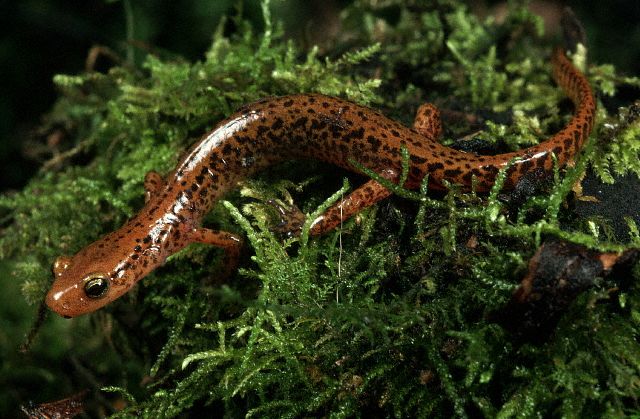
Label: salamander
xmin=46 ymin=48 xmax=596 ymax=317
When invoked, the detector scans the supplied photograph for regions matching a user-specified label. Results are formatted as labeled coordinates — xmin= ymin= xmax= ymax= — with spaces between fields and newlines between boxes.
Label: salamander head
xmin=45 ymin=237 xmax=146 ymax=318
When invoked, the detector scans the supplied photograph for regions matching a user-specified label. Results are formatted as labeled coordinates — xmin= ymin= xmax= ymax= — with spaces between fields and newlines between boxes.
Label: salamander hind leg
xmin=309 ymin=169 xmax=398 ymax=236
xmin=413 ymin=103 xmax=442 ymax=140
xmin=189 ymin=228 xmax=243 ymax=279
xmin=144 ymin=171 xmax=165 ymax=202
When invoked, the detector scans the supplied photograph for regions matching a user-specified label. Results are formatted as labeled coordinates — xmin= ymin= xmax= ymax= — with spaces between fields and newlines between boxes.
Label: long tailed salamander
xmin=46 ymin=48 xmax=595 ymax=317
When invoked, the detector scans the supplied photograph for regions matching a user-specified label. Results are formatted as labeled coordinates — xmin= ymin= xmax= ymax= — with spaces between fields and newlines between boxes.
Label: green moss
xmin=2 ymin=0 xmax=639 ymax=417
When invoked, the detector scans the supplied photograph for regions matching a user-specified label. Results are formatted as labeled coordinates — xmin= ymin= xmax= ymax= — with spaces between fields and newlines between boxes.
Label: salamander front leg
xmin=413 ymin=103 xmax=442 ymax=141
xmin=309 ymin=169 xmax=398 ymax=236
xmin=144 ymin=171 xmax=165 ymax=203
xmin=189 ymin=228 xmax=243 ymax=278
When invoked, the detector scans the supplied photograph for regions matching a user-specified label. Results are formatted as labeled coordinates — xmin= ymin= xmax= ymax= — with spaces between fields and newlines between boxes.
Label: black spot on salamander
xmin=98 ymin=243 xmax=104 ymax=248
xmin=143 ymin=236 xmax=151 ymax=244
xmin=131 ymin=254 xmax=139 ymax=260
xmin=552 ymin=146 xmax=563 ymax=156
xmin=195 ymin=175 xmax=204 ymax=184
xmin=572 ymin=130 xmax=580 ymax=142
xmin=484 ymin=165 xmax=500 ymax=176
xmin=271 ymin=118 xmax=284 ymax=130
xmin=535 ymin=153 xmax=549 ymax=167
xmin=232 ymin=135 xmax=252 ymax=147
xmin=444 ymin=169 xmax=463 ymax=177
xmin=519 ymin=159 xmax=534 ymax=173
xmin=257 ymin=125 xmax=269 ymax=136
xmin=340 ymin=127 xmax=365 ymax=142
xmin=134 ymin=245 xmax=142 ymax=252
xmin=410 ymin=155 xmax=426 ymax=164
xmin=180 ymin=180 xmax=187 ymax=186
xmin=582 ymin=121 xmax=591 ymax=136
xmin=330 ymin=127 xmax=344 ymax=139
xmin=367 ymin=135 xmax=381 ymax=152
xmin=266 ymin=132 xmax=280 ymax=143
xmin=222 ymin=144 xmax=234 ymax=156
xmin=322 ymin=102 xmax=330 ymax=108
xmin=283 ymin=99 xmax=294 ymax=107
xmin=292 ymin=117 xmax=308 ymax=129
xmin=462 ymin=171 xmax=473 ymax=184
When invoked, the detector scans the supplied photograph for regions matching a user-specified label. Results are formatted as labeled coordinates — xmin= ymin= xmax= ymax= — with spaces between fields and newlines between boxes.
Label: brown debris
xmin=497 ymin=240 xmax=638 ymax=340
xmin=20 ymin=390 xmax=88 ymax=419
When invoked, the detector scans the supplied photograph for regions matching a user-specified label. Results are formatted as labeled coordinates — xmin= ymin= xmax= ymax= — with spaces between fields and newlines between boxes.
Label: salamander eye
xmin=83 ymin=274 xmax=110 ymax=299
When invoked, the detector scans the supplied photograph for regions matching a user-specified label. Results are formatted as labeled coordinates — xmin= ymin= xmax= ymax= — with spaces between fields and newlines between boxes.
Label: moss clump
xmin=1 ymin=0 xmax=639 ymax=417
